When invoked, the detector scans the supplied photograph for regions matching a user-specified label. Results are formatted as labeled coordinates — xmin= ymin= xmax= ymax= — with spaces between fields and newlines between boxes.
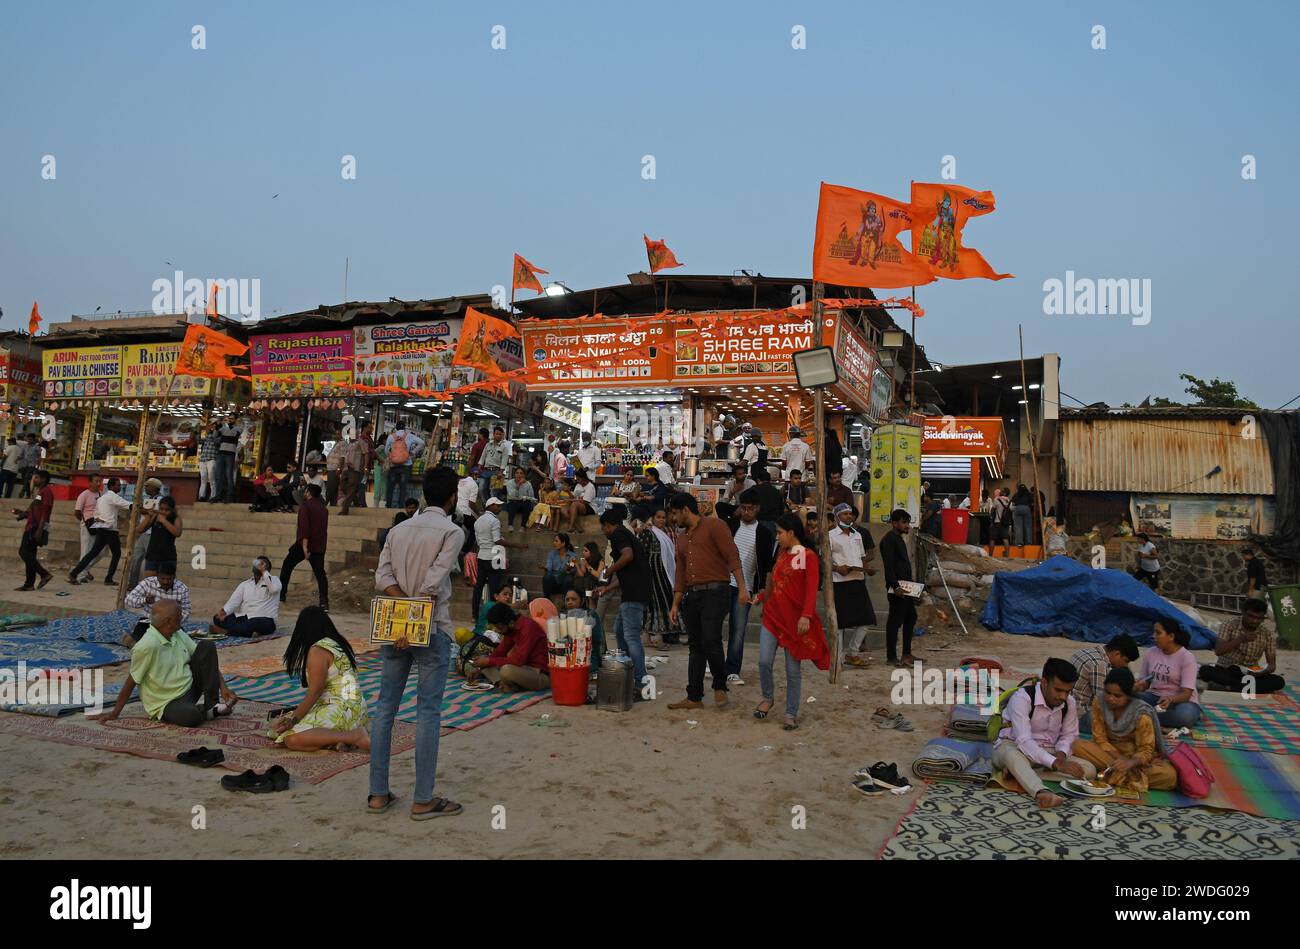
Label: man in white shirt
xmin=574 ymin=433 xmax=602 ymax=474
xmin=1 ymin=438 xmax=24 ymax=498
xmin=478 ymin=425 xmax=512 ymax=501
xmin=472 ymin=497 xmax=525 ymax=621
xmin=210 ymin=555 xmax=281 ymax=638
xmin=73 ymin=474 xmax=105 ymax=583
xmin=725 ymin=492 xmax=774 ymax=686
xmin=561 ymin=469 xmax=598 ymax=531
xmin=455 ymin=473 xmax=480 ymax=525
xmin=123 ymin=565 xmax=193 ymax=645
xmin=780 ymin=427 xmax=811 ymax=482
xmin=842 ymin=455 xmax=860 ymax=491
xmin=127 ymin=478 xmax=164 ymax=589
xmin=829 ymin=503 xmax=877 ymax=669
xmin=655 ymin=450 xmax=676 ymax=485
xmin=67 ymin=477 xmax=134 ymax=585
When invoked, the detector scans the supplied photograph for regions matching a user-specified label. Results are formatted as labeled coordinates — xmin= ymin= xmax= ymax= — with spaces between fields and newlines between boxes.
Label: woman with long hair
xmin=1134 ymin=619 xmax=1203 ymax=729
xmin=1072 ymin=667 xmax=1177 ymax=793
xmin=639 ymin=508 xmax=684 ymax=646
xmin=271 ymin=606 xmax=369 ymax=751
xmin=753 ymin=513 xmax=830 ymax=730
xmin=542 ymin=532 xmax=576 ymax=604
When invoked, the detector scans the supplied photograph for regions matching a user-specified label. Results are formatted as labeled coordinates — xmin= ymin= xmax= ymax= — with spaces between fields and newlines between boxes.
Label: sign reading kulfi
xmin=122 ymin=343 xmax=212 ymax=398
xmin=42 ymin=346 xmax=124 ymax=398
xmin=249 ymin=331 xmax=353 ymax=396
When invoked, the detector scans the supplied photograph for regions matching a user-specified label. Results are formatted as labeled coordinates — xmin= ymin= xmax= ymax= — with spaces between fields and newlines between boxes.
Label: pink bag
xmin=1169 ymin=743 xmax=1215 ymax=798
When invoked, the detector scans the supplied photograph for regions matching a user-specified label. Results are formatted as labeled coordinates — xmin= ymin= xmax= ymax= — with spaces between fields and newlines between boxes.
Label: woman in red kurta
xmin=753 ymin=513 xmax=829 ymax=730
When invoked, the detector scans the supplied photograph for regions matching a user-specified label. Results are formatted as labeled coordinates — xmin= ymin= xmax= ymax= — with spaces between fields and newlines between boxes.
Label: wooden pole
xmin=812 ymin=281 xmax=840 ymax=683
xmin=1018 ymin=325 xmax=1043 ymax=552
xmin=908 ymin=286 xmax=918 ymax=417
xmin=115 ymin=373 xmax=177 ymax=609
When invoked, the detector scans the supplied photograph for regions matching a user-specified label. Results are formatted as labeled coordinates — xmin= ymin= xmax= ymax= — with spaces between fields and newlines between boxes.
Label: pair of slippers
xmin=873 ymin=708 xmax=914 ymax=732
xmin=221 ymin=765 xmax=290 ymax=793
xmin=177 ymin=747 xmax=225 ymax=768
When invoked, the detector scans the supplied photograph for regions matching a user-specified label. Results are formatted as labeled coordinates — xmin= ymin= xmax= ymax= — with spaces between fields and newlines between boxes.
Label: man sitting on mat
xmin=210 ymin=556 xmax=282 ymax=638
xmin=1199 ymin=598 xmax=1285 ymax=694
xmin=991 ymin=658 xmax=1097 ymax=809
xmin=465 ymin=602 xmax=550 ymax=693
xmin=90 ymin=600 xmax=240 ymax=726
xmin=123 ymin=565 xmax=192 ymax=647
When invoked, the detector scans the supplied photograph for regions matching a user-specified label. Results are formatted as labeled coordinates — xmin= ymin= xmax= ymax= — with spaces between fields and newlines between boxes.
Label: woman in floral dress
xmin=270 ymin=606 xmax=369 ymax=751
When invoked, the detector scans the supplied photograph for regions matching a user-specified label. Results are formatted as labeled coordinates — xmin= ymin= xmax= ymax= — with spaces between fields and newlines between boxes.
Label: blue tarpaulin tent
xmin=979 ymin=556 xmax=1217 ymax=650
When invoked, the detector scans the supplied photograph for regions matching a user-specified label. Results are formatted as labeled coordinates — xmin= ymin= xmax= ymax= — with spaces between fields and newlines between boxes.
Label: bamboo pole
xmin=812 ymin=281 xmax=841 ymax=683
xmin=1018 ymin=325 xmax=1043 ymax=551
xmin=115 ymin=372 xmax=177 ymax=609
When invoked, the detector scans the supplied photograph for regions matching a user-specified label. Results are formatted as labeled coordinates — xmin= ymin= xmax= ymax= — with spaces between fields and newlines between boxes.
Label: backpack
xmin=994 ymin=497 xmax=1012 ymax=526
xmin=1169 ymin=743 xmax=1215 ymax=798
xmin=389 ymin=433 xmax=410 ymax=465
xmin=458 ymin=633 xmax=497 ymax=678
xmin=986 ymin=676 xmax=1040 ymax=742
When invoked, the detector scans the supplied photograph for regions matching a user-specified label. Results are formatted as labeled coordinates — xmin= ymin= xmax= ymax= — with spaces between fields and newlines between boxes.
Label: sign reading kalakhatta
xmin=42 ymin=345 xmax=124 ymax=398
xmin=122 ymin=343 xmax=212 ymax=398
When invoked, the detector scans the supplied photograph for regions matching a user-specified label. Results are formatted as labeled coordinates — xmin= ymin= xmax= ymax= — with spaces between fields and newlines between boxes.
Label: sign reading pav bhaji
xmin=249 ymin=331 xmax=354 ymax=396
xmin=122 ymin=343 xmax=212 ymax=398
xmin=672 ymin=311 xmax=824 ymax=384
xmin=42 ymin=346 xmax=124 ymax=398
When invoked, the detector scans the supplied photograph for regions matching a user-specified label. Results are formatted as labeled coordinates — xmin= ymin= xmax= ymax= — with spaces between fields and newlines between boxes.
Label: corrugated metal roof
xmin=1062 ymin=416 xmax=1274 ymax=495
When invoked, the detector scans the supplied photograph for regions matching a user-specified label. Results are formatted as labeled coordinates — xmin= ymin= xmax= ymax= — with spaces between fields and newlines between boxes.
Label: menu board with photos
xmin=370 ymin=596 xmax=434 ymax=647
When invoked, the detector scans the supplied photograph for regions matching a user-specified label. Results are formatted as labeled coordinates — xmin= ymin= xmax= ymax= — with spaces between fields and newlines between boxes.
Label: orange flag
xmin=644 ymin=235 xmax=683 ymax=274
xmin=512 ymin=254 xmax=548 ymax=293
xmin=453 ymin=307 xmax=519 ymax=376
xmin=812 ymin=183 xmax=936 ymax=289
xmin=206 ymin=282 xmax=220 ymax=318
xmin=175 ymin=324 xmax=248 ymax=380
xmin=909 ymin=182 xmax=1012 ymax=280
xmin=28 ymin=302 xmax=41 ymax=336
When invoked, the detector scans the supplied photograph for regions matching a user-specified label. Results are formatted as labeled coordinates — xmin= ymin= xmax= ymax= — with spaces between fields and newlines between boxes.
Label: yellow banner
xmin=122 ymin=343 xmax=211 ymax=398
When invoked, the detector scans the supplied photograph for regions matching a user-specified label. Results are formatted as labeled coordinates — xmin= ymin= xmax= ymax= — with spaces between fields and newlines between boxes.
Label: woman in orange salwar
xmin=1072 ymin=667 xmax=1177 ymax=793
xmin=752 ymin=513 xmax=829 ymax=731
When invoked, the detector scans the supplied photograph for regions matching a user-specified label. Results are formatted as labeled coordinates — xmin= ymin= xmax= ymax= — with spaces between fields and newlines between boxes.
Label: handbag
xmin=1169 ymin=742 xmax=1215 ymax=798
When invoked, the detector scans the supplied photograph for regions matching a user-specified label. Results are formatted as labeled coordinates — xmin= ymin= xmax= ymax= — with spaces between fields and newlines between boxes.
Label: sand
xmin=0 ymin=581 xmax=1292 ymax=859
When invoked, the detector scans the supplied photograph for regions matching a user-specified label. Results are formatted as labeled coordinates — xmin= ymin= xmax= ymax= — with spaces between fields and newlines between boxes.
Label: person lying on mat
xmin=90 ymin=600 xmax=240 ymax=726
xmin=268 ymin=606 xmax=370 ymax=751
xmin=1133 ymin=619 xmax=1202 ymax=729
xmin=122 ymin=565 xmax=192 ymax=647
xmin=210 ymin=556 xmax=281 ymax=638
xmin=1071 ymin=667 xmax=1177 ymax=794
xmin=1200 ymin=599 xmax=1284 ymax=694
xmin=465 ymin=603 xmax=550 ymax=693
xmin=991 ymin=658 xmax=1097 ymax=809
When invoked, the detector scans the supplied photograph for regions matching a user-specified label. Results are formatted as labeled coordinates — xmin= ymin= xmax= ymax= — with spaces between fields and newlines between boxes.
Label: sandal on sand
xmin=753 ymin=700 xmax=774 ymax=720
xmin=782 ymin=716 xmax=799 ymax=731
xmin=411 ymin=797 xmax=463 ymax=820
xmin=873 ymin=708 xmax=914 ymax=731
xmin=366 ymin=792 xmax=398 ymax=814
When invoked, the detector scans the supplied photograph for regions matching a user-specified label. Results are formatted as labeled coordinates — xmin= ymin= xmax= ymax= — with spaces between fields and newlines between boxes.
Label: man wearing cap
xmin=829 ymin=503 xmax=877 ymax=669
xmin=126 ymin=477 xmax=165 ymax=589
xmin=472 ymin=496 xmax=525 ymax=619
xmin=780 ymin=427 xmax=812 ymax=483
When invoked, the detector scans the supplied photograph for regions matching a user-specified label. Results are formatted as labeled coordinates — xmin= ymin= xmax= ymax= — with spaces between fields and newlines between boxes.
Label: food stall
xmin=0 ymin=338 xmax=45 ymax=444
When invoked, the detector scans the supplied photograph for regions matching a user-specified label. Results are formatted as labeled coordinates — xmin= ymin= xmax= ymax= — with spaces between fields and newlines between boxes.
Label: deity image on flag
xmin=176 ymin=324 xmax=247 ymax=379
xmin=462 ymin=320 xmax=491 ymax=367
xmin=849 ymin=200 xmax=886 ymax=269
xmin=918 ymin=190 xmax=959 ymax=272
xmin=512 ymin=254 xmax=547 ymax=293
xmin=453 ymin=306 xmax=520 ymax=377
xmin=813 ymin=183 xmax=935 ymax=289
xmin=908 ymin=182 xmax=1012 ymax=281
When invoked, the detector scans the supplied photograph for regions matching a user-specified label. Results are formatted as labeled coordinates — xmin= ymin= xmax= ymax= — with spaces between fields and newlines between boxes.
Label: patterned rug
xmin=880 ymin=781 xmax=1300 ymax=860
xmin=0 ymin=700 xmax=413 ymax=784
xmin=0 ymin=600 xmax=99 ymax=622
xmin=221 ymin=634 xmax=378 ymax=677
xmin=224 ymin=652 xmax=551 ymax=733
xmin=1191 ymin=692 xmax=1300 ymax=756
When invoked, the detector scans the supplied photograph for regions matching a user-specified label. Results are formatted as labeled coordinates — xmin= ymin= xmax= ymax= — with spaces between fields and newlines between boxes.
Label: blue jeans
xmin=216 ymin=453 xmax=237 ymax=501
xmin=758 ymin=627 xmax=802 ymax=719
xmin=386 ymin=464 xmax=412 ymax=508
xmin=478 ymin=469 xmax=500 ymax=501
xmin=1012 ymin=504 xmax=1033 ymax=546
xmin=726 ymin=586 xmax=751 ymax=677
xmin=613 ymin=601 xmax=647 ymax=685
xmin=369 ymin=634 xmax=451 ymax=805
xmin=1136 ymin=691 xmax=1202 ymax=729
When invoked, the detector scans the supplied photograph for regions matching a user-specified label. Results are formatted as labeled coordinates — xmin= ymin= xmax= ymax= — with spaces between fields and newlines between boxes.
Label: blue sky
xmin=2 ymin=1 xmax=1295 ymax=407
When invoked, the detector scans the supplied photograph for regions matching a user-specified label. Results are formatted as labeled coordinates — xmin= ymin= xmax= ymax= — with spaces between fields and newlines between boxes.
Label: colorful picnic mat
xmin=0 ymin=699 xmax=412 ymax=784
xmin=0 ymin=600 xmax=99 ymax=622
xmin=1190 ymin=687 xmax=1300 ymax=756
xmin=224 ymin=652 xmax=551 ymax=733
xmin=880 ymin=781 xmax=1300 ymax=860
xmin=221 ymin=634 xmax=376 ymax=677
xmin=0 ymin=681 xmax=124 ymax=717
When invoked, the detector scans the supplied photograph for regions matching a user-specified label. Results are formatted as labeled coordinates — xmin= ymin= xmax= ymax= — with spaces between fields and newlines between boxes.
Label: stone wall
xmin=1063 ymin=537 xmax=1299 ymax=601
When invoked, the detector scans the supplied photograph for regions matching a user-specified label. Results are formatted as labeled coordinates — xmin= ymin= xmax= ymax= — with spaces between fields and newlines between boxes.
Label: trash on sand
xmin=806 ymin=696 xmax=817 ymax=703
xmin=686 ymin=720 xmax=699 ymax=728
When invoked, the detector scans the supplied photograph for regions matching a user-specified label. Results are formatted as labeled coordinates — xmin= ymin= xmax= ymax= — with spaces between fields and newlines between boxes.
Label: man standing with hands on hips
xmin=665 ymin=493 xmax=749 ymax=711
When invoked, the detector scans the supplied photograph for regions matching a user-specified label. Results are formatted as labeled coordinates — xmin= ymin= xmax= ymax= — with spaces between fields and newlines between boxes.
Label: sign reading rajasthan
xmin=922 ymin=416 xmax=1007 ymax=459
xmin=249 ymin=331 xmax=353 ymax=396
xmin=42 ymin=346 xmax=124 ymax=398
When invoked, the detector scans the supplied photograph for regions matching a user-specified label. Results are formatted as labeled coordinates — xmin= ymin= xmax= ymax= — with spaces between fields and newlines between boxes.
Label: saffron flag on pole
xmin=206 ymin=282 xmax=220 ymax=318
xmin=812 ymin=183 xmax=936 ymax=289
xmin=28 ymin=302 xmax=41 ymax=336
xmin=909 ymin=182 xmax=1013 ymax=281
xmin=175 ymin=324 xmax=248 ymax=380
xmin=512 ymin=254 xmax=548 ymax=294
xmin=644 ymin=236 xmax=683 ymax=274
xmin=453 ymin=307 xmax=519 ymax=376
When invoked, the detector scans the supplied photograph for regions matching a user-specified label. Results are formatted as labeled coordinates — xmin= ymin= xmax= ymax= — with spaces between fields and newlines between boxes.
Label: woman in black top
xmin=142 ymin=495 xmax=182 ymax=577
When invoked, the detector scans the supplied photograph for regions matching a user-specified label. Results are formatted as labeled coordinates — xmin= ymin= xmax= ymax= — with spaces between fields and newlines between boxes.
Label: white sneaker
xmin=727 ymin=673 xmax=744 ymax=686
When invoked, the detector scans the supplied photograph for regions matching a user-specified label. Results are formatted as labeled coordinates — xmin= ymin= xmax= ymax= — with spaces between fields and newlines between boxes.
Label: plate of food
xmin=1060 ymin=778 xmax=1115 ymax=797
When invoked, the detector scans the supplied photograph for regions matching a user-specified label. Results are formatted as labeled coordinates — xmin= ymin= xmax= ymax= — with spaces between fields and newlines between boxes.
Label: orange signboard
xmin=671 ymin=310 xmax=827 ymax=385
xmin=521 ymin=318 xmax=673 ymax=390
xmin=922 ymin=416 xmax=1007 ymax=459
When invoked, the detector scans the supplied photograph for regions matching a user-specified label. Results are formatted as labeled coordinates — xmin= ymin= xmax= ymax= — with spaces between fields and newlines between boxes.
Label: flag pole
xmin=115 ymin=371 xmax=178 ymax=609
xmin=1018 ymin=324 xmax=1043 ymax=553
xmin=908 ymin=286 xmax=917 ymax=417
xmin=812 ymin=280 xmax=840 ymax=684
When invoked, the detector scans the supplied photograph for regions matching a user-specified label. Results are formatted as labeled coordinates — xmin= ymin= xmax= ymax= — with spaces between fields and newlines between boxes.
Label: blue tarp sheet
xmin=979 ymin=556 xmax=1217 ymax=650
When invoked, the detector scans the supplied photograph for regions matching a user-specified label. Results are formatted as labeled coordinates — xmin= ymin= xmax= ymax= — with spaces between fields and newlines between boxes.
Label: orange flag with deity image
xmin=644 ymin=235 xmax=683 ymax=273
xmin=453 ymin=307 xmax=520 ymax=376
xmin=512 ymin=254 xmax=548 ymax=293
xmin=909 ymin=182 xmax=1013 ymax=281
xmin=176 ymin=324 xmax=248 ymax=379
xmin=812 ymin=183 xmax=935 ymax=289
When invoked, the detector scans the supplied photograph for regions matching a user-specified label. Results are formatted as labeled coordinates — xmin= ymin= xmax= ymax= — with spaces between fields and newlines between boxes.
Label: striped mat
xmin=1191 ymin=686 xmax=1300 ymax=756
xmin=224 ymin=652 xmax=551 ymax=733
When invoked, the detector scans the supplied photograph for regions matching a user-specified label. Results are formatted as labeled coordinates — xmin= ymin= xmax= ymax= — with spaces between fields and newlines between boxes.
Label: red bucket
xmin=548 ymin=664 xmax=590 ymax=706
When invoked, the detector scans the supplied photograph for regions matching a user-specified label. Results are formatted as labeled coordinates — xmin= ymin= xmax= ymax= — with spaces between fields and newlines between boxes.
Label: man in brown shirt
xmin=667 ymin=493 xmax=749 ymax=710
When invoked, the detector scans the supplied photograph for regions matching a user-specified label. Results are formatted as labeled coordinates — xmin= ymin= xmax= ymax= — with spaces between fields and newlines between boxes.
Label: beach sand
xmin=0 ymin=582 xmax=1291 ymax=859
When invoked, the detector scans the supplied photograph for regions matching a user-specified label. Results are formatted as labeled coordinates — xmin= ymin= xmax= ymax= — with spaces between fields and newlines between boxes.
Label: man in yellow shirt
xmin=90 ymin=601 xmax=240 ymax=726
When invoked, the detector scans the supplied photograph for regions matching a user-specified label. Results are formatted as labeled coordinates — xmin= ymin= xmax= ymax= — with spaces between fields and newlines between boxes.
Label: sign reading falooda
xmin=249 ymin=331 xmax=354 ymax=396
xmin=922 ymin=417 xmax=1007 ymax=458
xmin=42 ymin=345 xmax=124 ymax=398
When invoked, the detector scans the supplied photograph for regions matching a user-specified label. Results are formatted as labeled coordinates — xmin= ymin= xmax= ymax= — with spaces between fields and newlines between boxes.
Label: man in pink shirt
xmin=73 ymin=475 xmax=105 ymax=583
xmin=992 ymin=658 xmax=1097 ymax=808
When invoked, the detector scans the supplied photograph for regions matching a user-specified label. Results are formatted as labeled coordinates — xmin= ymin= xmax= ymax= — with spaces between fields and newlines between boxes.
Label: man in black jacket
xmin=725 ymin=489 xmax=775 ymax=685
xmin=749 ymin=466 xmax=785 ymax=549
xmin=879 ymin=508 xmax=917 ymax=667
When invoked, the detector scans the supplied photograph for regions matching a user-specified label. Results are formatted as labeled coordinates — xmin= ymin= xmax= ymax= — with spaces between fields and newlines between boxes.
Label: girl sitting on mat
xmin=1072 ymin=667 xmax=1177 ymax=793
xmin=1134 ymin=619 xmax=1203 ymax=729
xmin=270 ymin=606 xmax=370 ymax=751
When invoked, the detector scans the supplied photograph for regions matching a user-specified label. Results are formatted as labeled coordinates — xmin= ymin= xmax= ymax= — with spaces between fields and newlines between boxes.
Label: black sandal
xmin=783 ymin=716 xmax=799 ymax=731
xmin=411 ymin=797 xmax=463 ymax=820
xmin=753 ymin=700 xmax=774 ymax=720
xmin=366 ymin=792 xmax=398 ymax=814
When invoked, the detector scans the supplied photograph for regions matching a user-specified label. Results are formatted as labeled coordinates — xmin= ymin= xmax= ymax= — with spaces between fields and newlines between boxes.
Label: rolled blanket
xmin=912 ymin=736 xmax=994 ymax=784
xmin=947 ymin=703 xmax=992 ymax=740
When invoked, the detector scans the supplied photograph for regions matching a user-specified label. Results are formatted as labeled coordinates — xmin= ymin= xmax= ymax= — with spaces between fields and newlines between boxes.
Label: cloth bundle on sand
xmin=980 ymin=557 xmax=1216 ymax=649
xmin=947 ymin=703 xmax=992 ymax=741
xmin=912 ymin=736 xmax=993 ymax=784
